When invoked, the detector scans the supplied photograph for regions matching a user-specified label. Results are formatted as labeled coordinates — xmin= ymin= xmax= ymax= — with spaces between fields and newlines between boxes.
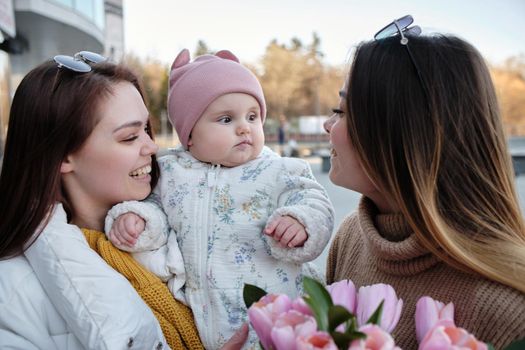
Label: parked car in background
xmin=508 ymin=137 xmax=525 ymax=176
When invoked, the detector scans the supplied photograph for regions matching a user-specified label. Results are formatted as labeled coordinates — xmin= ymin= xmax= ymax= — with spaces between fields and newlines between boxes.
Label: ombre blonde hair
xmin=346 ymin=34 xmax=525 ymax=293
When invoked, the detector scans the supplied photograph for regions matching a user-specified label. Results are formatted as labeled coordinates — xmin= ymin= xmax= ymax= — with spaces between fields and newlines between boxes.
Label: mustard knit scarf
xmin=82 ymin=228 xmax=203 ymax=350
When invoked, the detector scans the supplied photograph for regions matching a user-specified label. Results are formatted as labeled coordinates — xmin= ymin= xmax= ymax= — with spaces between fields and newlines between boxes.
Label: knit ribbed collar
xmin=358 ymin=197 xmax=441 ymax=276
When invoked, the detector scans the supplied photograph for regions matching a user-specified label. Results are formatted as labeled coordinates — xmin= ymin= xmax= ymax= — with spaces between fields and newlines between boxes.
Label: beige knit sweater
xmin=326 ymin=197 xmax=525 ymax=350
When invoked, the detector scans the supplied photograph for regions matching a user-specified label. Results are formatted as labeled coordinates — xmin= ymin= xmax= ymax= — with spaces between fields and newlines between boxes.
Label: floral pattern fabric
xmin=112 ymin=146 xmax=334 ymax=349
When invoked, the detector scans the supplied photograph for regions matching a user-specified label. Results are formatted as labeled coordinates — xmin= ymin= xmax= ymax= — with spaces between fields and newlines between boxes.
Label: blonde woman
xmin=324 ymin=16 xmax=525 ymax=350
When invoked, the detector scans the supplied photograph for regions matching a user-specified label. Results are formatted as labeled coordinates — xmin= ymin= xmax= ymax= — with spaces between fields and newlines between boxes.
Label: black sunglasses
xmin=374 ymin=15 xmax=421 ymax=42
xmin=54 ymin=51 xmax=107 ymax=73
xmin=374 ymin=15 xmax=428 ymax=102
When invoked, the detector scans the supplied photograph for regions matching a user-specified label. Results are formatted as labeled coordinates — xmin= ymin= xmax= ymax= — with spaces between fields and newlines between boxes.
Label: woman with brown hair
xmin=324 ymin=16 xmax=525 ymax=349
xmin=0 ymin=53 xmax=247 ymax=349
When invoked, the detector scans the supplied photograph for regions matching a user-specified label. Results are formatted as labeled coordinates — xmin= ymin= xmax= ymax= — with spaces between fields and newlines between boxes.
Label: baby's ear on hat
xmin=171 ymin=49 xmax=190 ymax=70
xmin=215 ymin=50 xmax=239 ymax=63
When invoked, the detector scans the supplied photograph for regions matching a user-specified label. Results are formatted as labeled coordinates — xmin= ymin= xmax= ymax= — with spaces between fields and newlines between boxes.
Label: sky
xmin=123 ymin=0 xmax=525 ymax=67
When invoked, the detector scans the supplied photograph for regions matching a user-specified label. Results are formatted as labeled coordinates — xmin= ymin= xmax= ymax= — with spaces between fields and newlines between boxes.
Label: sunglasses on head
xmin=54 ymin=51 xmax=107 ymax=73
xmin=374 ymin=15 xmax=421 ymax=43
xmin=374 ymin=15 xmax=429 ymax=107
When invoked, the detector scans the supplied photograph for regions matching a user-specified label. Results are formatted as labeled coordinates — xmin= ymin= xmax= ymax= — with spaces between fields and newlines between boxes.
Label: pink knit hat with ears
xmin=167 ymin=49 xmax=266 ymax=149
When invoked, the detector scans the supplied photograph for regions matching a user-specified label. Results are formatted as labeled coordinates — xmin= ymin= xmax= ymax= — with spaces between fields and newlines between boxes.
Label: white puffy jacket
xmin=0 ymin=204 xmax=168 ymax=350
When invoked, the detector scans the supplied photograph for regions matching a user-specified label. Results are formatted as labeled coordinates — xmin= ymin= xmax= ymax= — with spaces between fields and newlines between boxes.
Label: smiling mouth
xmin=129 ymin=164 xmax=152 ymax=177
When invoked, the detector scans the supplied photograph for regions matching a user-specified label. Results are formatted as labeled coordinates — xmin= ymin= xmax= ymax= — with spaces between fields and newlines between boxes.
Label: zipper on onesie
xmin=203 ymin=163 xmax=220 ymax=346
xmin=207 ymin=164 xmax=221 ymax=187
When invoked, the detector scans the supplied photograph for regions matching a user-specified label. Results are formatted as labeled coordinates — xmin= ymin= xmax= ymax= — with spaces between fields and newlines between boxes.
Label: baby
xmin=106 ymin=49 xmax=334 ymax=349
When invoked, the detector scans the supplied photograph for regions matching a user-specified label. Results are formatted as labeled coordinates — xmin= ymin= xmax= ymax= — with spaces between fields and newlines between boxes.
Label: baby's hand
xmin=265 ymin=215 xmax=307 ymax=248
xmin=108 ymin=213 xmax=145 ymax=248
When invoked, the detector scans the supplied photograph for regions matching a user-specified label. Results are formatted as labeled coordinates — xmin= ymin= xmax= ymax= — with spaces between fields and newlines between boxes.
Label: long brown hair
xmin=0 ymin=61 xmax=159 ymax=259
xmin=346 ymin=34 xmax=525 ymax=292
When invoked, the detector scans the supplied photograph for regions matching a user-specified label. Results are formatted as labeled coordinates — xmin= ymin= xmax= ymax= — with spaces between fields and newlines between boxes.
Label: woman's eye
xmin=218 ymin=116 xmax=232 ymax=124
xmin=123 ymin=135 xmax=138 ymax=142
xmin=332 ymin=108 xmax=344 ymax=117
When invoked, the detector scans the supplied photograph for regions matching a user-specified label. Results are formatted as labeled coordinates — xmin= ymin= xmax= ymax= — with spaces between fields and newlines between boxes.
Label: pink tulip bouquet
xmin=243 ymin=277 xmax=525 ymax=350
xmin=244 ymin=277 xmax=402 ymax=350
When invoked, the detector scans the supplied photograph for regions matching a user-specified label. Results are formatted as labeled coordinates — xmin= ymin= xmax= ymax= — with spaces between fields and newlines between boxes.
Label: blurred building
xmin=10 ymin=0 xmax=105 ymax=88
xmin=0 ymin=0 xmax=125 ymax=156
xmin=104 ymin=0 xmax=123 ymax=62
xmin=0 ymin=0 xmax=16 ymax=158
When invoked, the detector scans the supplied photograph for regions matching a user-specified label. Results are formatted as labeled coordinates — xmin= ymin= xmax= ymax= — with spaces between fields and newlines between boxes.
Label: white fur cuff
xmin=265 ymin=205 xmax=333 ymax=263
xmin=104 ymin=201 xmax=169 ymax=252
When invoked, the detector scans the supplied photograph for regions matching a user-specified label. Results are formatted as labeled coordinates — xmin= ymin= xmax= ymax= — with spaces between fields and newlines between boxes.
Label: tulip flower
xmin=271 ymin=310 xmax=317 ymax=350
xmin=248 ymin=293 xmax=292 ymax=349
xmin=297 ymin=331 xmax=338 ymax=350
xmin=292 ymin=296 xmax=313 ymax=316
xmin=356 ymin=284 xmax=403 ymax=333
xmin=348 ymin=324 xmax=401 ymax=350
xmin=419 ymin=320 xmax=488 ymax=350
xmin=326 ymin=279 xmax=357 ymax=314
xmin=415 ymin=296 xmax=455 ymax=343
